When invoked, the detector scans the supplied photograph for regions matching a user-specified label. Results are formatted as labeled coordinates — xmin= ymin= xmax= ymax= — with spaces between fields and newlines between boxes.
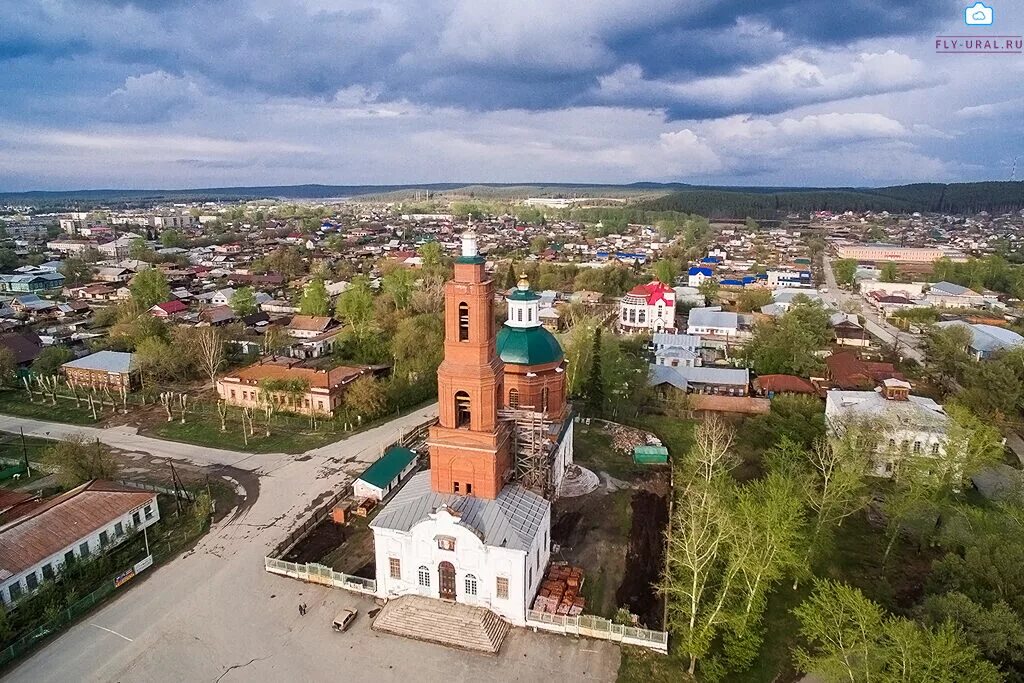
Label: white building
xmin=686 ymin=306 xmax=739 ymax=339
xmin=687 ymin=266 xmax=713 ymax=288
xmin=926 ymin=281 xmax=988 ymax=309
xmin=0 ymin=481 xmax=159 ymax=607
xmin=353 ymin=447 xmax=419 ymax=503
xmin=369 ymin=473 xmax=550 ymax=626
xmin=619 ymin=281 xmax=676 ymax=333
xmin=825 ymin=380 xmax=948 ymax=477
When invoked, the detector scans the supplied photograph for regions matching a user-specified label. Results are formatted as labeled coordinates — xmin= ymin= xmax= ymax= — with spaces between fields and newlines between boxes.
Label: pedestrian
xmin=298 ymin=604 xmax=304 ymax=616
xmin=302 ymin=603 xmax=308 ymax=615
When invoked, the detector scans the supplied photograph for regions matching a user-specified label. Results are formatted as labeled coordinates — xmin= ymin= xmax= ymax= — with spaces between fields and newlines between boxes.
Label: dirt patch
xmin=615 ymin=489 xmax=668 ymax=629
xmin=281 ymin=515 xmax=376 ymax=576
xmin=283 ymin=518 xmax=349 ymax=564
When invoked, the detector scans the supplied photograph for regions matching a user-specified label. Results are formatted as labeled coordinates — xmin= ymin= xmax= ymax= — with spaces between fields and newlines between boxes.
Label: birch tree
xmin=193 ymin=326 xmax=225 ymax=389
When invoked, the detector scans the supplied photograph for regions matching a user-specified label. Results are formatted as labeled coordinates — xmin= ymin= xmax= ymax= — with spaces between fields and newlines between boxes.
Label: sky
xmin=1 ymin=0 xmax=1023 ymax=191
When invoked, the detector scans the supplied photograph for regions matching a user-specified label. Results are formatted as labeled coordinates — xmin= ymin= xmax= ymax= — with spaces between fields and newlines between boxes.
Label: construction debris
xmin=532 ymin=562 xmax=585 ymax=616
xmin=601 ymin=421 xmax=661 ymax=454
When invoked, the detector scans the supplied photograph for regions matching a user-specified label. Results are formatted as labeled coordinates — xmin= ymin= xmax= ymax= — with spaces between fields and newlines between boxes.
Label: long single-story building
xmin=353 ymin=447 xmax=419 ymax=502
xmin=0 ymin=481 xmax=159 ymax=607
xmin=61 ymin=350 xmax=140 ymax=390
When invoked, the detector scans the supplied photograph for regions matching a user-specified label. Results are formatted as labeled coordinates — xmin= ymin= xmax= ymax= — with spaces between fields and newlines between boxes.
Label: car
xmin=332 ymin=608 xmax=358 ymax=632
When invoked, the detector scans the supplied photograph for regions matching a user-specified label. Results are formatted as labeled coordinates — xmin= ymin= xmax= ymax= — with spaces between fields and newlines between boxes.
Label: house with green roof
xmin=353 ymin=447 xmax=419 ymax=502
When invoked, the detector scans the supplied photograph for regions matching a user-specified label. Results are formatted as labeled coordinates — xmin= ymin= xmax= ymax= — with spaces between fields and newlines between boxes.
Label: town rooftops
xmin=370 ymin=471 xmax=548 ymax=552
xmin=753 ymin=374 xmax=817 ymax=394
xmin=223 ymin=358 xmax=366 ymax=390
xmin=357 ymin=447 xmax=417 ymax=489
xmin=62 ymin=350 xmax=136 ymax=374
xmin=625 ymin=281 xmax=674 ymax=306
xmin=0 ymin=481 xmax=155 ymax=580
xmin=688 ymin=306 xmax=738 ymax=330
xmin=825 ymin=389 xmax=946 ymax=430
xmin=934 ymin=321 xmax=1024 ymax=354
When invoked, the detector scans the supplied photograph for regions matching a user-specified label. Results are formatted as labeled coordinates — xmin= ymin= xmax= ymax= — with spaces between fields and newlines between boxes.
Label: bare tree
xmin=686 ymin=415 xmax=738 ymax=486
xmin=194 ymin=327 xmax=225 ymax=389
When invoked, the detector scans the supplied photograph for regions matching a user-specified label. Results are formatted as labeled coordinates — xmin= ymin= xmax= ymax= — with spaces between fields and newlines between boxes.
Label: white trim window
xmin=464 ymin=573 xmax=478 ymax=596
xmin=418 ymin=565 xmax=430 ymax=587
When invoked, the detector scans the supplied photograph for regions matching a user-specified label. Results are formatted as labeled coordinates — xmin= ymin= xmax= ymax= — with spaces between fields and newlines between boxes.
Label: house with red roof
xmin=619 ymin=281 xmax=676 ymax=333
xmin=148 ymin=300 xmax=188 ymax=318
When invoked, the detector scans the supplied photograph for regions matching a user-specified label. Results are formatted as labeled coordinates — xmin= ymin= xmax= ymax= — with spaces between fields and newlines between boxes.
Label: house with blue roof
xmin=687 ymin=266 xmax=713 ymax=287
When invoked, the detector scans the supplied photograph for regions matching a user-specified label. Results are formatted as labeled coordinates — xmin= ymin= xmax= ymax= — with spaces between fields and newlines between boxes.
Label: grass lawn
xmin=619 ymin=646 xmax=692 ymax=683
xmin=574 ymin=424 xmax=649 ymax=480
xmin=639 ymin=415 xmax=696 ymax=459
xmin=0 ymin=390 xmax=100 ymax=425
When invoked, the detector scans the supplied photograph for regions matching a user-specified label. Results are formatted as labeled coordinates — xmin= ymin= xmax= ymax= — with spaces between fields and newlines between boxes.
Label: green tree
xmin=343 ymin=375 xmax=388 ymax=420
xmin=336 ymin=276 xmax=376 ymax=340
xmin=746 ymin=299 xmax=831 ymax=376
xmin=583 ymin=327 xmax=604 ymax=415
xmin=382 ymin=266 xmax=415 ymax=310
xmin=160 ymin=229 xmax=185 ymax=248
xmin=419 ymin=241 xmax=444 ymax=272
xmin=129 ymin=269 xmax=170 ymax=309
xmin=880 ymin=261 xmax=900 ymax=282
xmin=698 ymin=278 xmax=719 ymax=303
xmin=391 ymin=313 xmax=444 ymax=381
xmin=299 ymin=277 xmax=331 ymax=317
xmin=925 ymin=324 xmax=972 ymax=389
xmin=229 ymin=286 xmax=257 ymax=316
xmin=129 ymin=237 xmax=156 ymax=262
xmin=918 ymin=592 xmax=1024 ymax=676
xmin=736 ymin=289 xmax=773 ymax=312
xmin=59 ymin=257 xmax=95 ymax=286
xmin=32 ymin=346 xmax=73 ymax=377
xmin=0 ymin=347 xmax=17 ymax=386
xmin=653 ymin=260 xmax=678 ymax=285
xmin=44 ymin=435 xmax=120 ymax=488
xmin=0 ymin=249 xmax=18 ymax=271
xmin=530 ymin=236 xmax=549 ymax=254
xmin=744 ymin=217 xmax=759 ymax=232
xmin=832 ymin=258 xmax=858 ymax=288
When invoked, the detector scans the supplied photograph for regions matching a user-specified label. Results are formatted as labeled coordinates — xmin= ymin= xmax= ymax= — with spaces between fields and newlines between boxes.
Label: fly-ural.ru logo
xmin=936 ymin=2 xmax=1022 ymax=53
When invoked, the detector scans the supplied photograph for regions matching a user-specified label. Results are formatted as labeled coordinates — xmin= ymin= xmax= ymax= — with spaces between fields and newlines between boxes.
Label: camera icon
xmin=965 ymin=2 xmax=994 ymax=25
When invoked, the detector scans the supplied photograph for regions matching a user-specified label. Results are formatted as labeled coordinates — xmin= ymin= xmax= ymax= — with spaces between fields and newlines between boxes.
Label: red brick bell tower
xmin=428 ymin=230 xmax=511 ymax=500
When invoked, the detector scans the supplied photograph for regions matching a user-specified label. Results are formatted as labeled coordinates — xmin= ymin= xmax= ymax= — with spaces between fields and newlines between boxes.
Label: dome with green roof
xmin=496 ymin=324 xmax=564 ymax=366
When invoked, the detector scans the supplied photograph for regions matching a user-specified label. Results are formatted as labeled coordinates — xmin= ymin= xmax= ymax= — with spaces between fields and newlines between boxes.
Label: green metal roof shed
xmin=633 ymin=445 xmax=669 ymax=464
xmin=357 ymin=447 xmax=418 ymax=489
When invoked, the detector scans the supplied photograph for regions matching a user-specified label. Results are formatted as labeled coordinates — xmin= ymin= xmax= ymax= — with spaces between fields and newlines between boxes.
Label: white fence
xmin=264 ymin=557 xmax=377 ymax=595
xmin=526 ymin=610 xmax=668 ymax=654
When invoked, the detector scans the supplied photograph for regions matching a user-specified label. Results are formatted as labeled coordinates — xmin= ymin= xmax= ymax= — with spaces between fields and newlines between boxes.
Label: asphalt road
xmin=820 ymin=256 xmax=925 ymax=363
xmin=3 ymin=403 xmax=621 ymax=682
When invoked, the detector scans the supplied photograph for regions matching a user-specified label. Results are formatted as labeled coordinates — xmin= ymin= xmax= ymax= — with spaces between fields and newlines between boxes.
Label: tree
xmin=744 ymin=217 xmax=759 ymax=232
xmin=503 ymin=262 xmax=518 ymax=291
xmin=530 ymin=236 xmax=549 ymax=254
xmin=419 ymin=241 xmax=444 ymax=273
xmin=653 ymin=260 xmax=678 ymax=285
xmin=31 ymin=346 xmax=73 ymax=377
xmin=160 ymin=229 xmax=185 ymax=248
xmin=918 ymin=591 xmax=1024 ymax=676
xmin=229 ymin=287 xmax=257 ymax=317
xmin=880 ymin=261 xmax=900 ymax=283
xmin=925 ymin=325 xmax=972 ymax=388
xmin=583 ymin=327 xmax=604 ymax=415
xmin=382 ymin=266 xmax=415 ymax=310
xmin=794 ymin=579 xmax=1001 ymax=683
xmin=192 ymin=327 xmax=224 ymax=389
xmin=0 ymin=249 xmax=18 ymax=271
xmin=59 ymin=257 xmax=96 ymax=286
xmin=299 ymin=277 xmax=331 ymax=317
xmin=129 ymin=269 xmax=170 ymax=309
xmin=129 ymin=237 xmax=156 ymax=262
xmin=736 ymin=289 xmax=772 ymax=312
xmin=832 ymin=258 xmax=858 ymax=288
xmin=335 ymin=276 xmax=375 ymax=339
xmin=746 ymin=299 xmax=831 ymax=376
xmin=0 ymin=348 xmax=15 ymax=387
xmin=392 ymin=313 xmax=444 ymax=381
xmin=44 ymin=435 xmax=119 ymax=488
xmin=343 ymin=375 xmax=387 ymax=420
xmin=698 ymin=278 xmax=719 ymax=303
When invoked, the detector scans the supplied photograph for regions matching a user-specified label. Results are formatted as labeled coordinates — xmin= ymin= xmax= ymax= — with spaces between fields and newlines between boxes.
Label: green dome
xmin=496 ymin=324 xmax=564 ymax=366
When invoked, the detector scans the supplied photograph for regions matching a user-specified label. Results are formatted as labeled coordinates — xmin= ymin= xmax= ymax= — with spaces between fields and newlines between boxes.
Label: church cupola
xmin=506 ymin=275 xmax=541 ymax=329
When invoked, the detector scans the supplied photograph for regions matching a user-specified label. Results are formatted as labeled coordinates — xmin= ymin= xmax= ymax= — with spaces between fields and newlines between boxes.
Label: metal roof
xmin=62 ymin=350 xmax=136 ymax=374
xmin=357 ymin=447 xmax=417 ymax=489
xmin=496 ymin=324 xmax=564 ymax=366
xmin=687 ymin=306 xmax=738 ymax=330
xmin=934 ymin=321 xmax=1024 ymax=353
xmin=370 ymin=471 xmax=548 ymax=551
xmin=0 ymin=481 xmax=155 ymax=579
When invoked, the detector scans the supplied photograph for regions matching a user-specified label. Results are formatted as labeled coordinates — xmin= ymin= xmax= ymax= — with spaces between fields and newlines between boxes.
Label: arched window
xmin=638 ymin=310 xmax=646 ymax=324
xmin=418 ymin=565 xmax=430 ymax=587
xmin=458 ymin=302 xmax=470 ymax=342
xmin=464 ymin=573 xmax=478 ymax=596
xmin=540 ymin=387 xmax=549 ymax=412
xmin=629 ymin=309 xmax=636 ymax=323
xmin=508 ymin=388 xmax=520 ymax=409
xmin=455 ymin=391 xmax=471 ymax=428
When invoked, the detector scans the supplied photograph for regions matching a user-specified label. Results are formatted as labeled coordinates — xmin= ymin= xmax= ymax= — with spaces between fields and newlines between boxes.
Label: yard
xmin=0 ymin=389 xmax=102 ymax=425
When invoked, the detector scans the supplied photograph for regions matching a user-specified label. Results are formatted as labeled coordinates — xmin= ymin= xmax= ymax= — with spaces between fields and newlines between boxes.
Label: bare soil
xmin=616 ymin=489 xmax=668 ymax=629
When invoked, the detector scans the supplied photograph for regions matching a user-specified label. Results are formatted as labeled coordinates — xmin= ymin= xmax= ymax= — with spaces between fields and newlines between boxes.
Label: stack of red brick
xmin=531 ymin=562 xmax=585 ymax=616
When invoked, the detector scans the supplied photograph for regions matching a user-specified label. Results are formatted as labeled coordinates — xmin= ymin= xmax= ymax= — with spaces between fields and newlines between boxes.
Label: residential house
xmin=0 ymin=331 xmax=42 ymax=367
xmin=0 ymin=273 xmax=65 ymax=293
xmin=652 ymin=332 xmax=702 ymax=368
xmin=831 ymin=312 xmax=871 ymax=347
xmin=61 ymin=351 xmax=140 ymax=390
xmin=825 ymin=351 xmax=903 ymax=390
xmin=0 ymin=481 xmax=160 ymax=607
xmin=649 ymin=364 xmax=750 ymax=395
xmin=686 ymin=306 xmax=739 ymax=339
xmin=687 ymin=266 xmax=713 ymax=288
xmin=284 ymin=315 xmax=344 ymax=359
xmin=753 ymin=374 xmax=817 ymax=396
xmin=619 ymin=281 xmax=676 ymax=333
xmin=148 ymin=300 xmax=189 ymax=319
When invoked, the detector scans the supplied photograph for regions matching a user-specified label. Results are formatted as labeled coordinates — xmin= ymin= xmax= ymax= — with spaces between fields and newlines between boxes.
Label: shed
xmin=633 ymin=445 xmax=669 ymax=465
xmin=352 ymin=447 xmax=419 ymax=502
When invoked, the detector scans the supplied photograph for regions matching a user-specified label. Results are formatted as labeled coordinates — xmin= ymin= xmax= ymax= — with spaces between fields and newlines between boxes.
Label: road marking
xmin=90 ymin=624 xmax=133 ymax=642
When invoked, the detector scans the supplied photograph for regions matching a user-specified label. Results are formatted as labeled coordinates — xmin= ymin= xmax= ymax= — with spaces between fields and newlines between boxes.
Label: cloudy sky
xmin=1 ymin=0 xmax=1022 ymax=190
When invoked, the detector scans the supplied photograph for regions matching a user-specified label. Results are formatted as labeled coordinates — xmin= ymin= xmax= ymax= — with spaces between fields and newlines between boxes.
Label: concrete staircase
xmin=371 ymin=595 xmax=511 ymax=654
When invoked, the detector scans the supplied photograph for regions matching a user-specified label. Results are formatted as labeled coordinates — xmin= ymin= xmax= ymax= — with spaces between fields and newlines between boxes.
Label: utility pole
xmin=20 ymin=427 xmax=30 ymax=477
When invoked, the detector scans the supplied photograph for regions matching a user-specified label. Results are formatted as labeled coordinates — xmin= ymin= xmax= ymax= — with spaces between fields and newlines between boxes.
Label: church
xmin=370 ymin=230 xmax=573 ymax=626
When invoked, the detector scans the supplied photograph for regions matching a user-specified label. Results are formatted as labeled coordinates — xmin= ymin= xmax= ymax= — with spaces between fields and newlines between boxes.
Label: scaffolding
xmin=498 ymin=407 xmax=554 ymax=496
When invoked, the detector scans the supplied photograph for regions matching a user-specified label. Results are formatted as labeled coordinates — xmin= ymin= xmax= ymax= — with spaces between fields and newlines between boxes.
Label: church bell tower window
xmin=455 ymin=391 xmax=471 ymax=428
xmin=458 ymin=302 xmax=470 ymax=341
